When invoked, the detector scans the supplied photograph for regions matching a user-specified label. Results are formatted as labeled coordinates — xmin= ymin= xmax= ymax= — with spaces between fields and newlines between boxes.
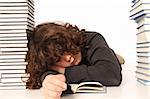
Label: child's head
xmin=26 ymin=22 xmax=86 ymax=89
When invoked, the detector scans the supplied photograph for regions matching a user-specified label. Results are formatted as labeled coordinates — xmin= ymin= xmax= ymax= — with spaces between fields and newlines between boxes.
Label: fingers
xmin=43 ymin=74 xmax=67 ymax=91
xmin=42 ymin=74 xmax=67 ymax=99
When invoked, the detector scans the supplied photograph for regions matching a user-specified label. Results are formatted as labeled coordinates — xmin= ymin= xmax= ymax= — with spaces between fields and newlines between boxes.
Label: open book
xmin=69 ymin=82 xmax=106 ymax=93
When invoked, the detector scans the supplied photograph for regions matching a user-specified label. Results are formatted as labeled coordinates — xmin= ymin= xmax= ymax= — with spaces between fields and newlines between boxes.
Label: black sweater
xmin=41 ymin=32 xmax=122 ymax=87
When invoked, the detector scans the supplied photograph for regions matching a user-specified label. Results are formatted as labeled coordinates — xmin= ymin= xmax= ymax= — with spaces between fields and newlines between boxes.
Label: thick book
xmin=0 ymin=6 xmax=33 ymax=11
xmin=136 ymin=71 xmax=150 ymax=81
xmin=0 ymin=33 xmax=27 ymax=37
xmin=0 ymin=25 xmax=33 ymax=30
xmin=0 ymin=0 xmax=34 ymax=4
xmin=0 ymin=13 xmax=32 ymax=18
xmin=0 ymin=17 xmax=34 ymax=22
xmin=136 ymin=17 xmax=150 ymax=27
xmin=136 ymin=46 xmax=150 ymax=53
xmin=0 ymin=59 xmax=25 ymax=63
xmin=0 ymin=77 xmax=28 ymax=83
xmin=137 ymin=78 xmax=150 ymax=85
xmin=69 ymin=82 xmax=106 ymax=93
xmin=136 ymin=66 xmax=150 ymax=75
xmin=0 ymin=2 xmax=32 ymax=6
xmin=0 ymin=22 xmax=34 ymax=27
xmin=0 ymin=40 xmax=28 ymax=44
xmin=0 ymin=43 xmax=27 ymax=47
xmin=0 ymin=55 xmax=26 ymax=59
xmin=0 ymin=19 xmax=34 ymax=25
xmin=0 ymin=65 xmax=26 ymax=70
xmin=137 ymin=24 xmax=150 ymax=33
xmin=0 ymin=62 xmax=28 ymax=66
xmin=0 ymin=82 xmax=26 ymax=86
xmin=0 ymin=48 xmax=28 ymax=51
xmin=137 ymin=62 xmax=150 ymax=69
xmin=0 ymin=51 xmax=27 ymax=55
xmin=0 ymin=86 xmax=26 ymax=90
xmin=1 ymin=73 xmax=27 ymax=78
xmin=0 ymin=9 xmax=34 ymax=14
xmin=0 ymin=69 xmax=25 ymax=73
xmin=136 ymin=31 xmax=150 ymax=43
xmin=137 ymin=52 xmax=150 ymax=57
xmin=137 ymin=42 xmax=150 ymax=48
xmin=0 ymin=29 xmax=29 ymax=34
xmin=0 ymin=37 xmax=27 ymax=41
xmin=137 ymin=56 xmax=150 ymax=63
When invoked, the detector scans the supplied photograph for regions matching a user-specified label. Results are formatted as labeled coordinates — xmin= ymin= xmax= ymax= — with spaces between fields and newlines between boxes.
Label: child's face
xmin=55 ymin=52 xmax=82 ymax=68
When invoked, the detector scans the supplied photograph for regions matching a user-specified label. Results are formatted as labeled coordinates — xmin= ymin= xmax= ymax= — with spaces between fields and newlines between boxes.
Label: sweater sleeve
xmin=65 ymin=33 xmax=122 ymax=86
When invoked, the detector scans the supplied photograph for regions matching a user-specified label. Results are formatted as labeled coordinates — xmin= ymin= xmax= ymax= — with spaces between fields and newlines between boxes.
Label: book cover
xmin=69 ymin=82 xmax=106 ymax=93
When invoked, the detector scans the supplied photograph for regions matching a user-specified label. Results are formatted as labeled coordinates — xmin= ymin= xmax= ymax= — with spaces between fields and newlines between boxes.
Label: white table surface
xmin=0 ymin=64 xmax=150 ymax=99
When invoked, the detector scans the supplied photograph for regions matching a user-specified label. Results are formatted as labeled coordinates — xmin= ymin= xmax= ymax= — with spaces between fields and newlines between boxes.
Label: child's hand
xmin=42 ymin=74 xmax=67 ymax=99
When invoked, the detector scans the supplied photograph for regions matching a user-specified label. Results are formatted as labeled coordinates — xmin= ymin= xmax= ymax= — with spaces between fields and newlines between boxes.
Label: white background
xmin=35 ymin=0 xmax=138 ymax=65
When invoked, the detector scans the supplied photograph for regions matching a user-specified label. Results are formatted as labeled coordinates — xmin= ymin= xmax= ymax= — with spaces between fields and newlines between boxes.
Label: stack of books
xmin=0 ymin=0 xmax=34 ymax=89
xmin=130 ymin=0 xmax=150 ymax=85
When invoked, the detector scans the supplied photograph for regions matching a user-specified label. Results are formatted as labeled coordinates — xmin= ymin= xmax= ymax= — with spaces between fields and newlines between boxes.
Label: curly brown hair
xmin=26 ymin=22 xmax=86 ymax=89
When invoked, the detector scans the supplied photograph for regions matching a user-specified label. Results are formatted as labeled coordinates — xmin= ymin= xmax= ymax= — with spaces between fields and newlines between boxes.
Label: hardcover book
xmin=69 ymin=82 xmax=106 ymax=93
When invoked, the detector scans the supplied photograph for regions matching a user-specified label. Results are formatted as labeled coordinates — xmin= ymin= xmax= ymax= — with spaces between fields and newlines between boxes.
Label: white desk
xmin=0 ymin=64 xmax=150 ymax=99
